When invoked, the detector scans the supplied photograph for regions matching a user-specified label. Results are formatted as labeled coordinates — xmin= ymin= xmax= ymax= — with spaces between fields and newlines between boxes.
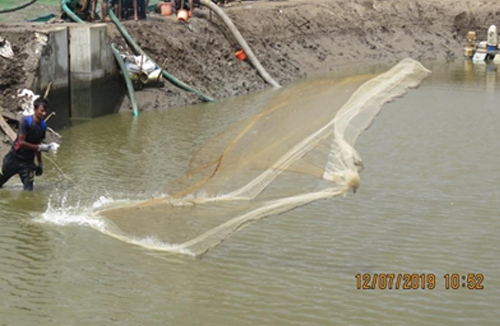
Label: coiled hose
xmin=0 ymin=0 xmax=39 ymax=14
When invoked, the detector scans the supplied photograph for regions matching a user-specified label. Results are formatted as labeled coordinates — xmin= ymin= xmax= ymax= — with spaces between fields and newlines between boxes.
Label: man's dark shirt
xmin=11 ymin=116 xmax=45 ymax=161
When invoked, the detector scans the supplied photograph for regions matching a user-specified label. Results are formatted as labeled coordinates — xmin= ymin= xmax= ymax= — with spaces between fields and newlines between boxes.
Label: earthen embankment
xmin=109 ymin=0 xmax=500 ymax=111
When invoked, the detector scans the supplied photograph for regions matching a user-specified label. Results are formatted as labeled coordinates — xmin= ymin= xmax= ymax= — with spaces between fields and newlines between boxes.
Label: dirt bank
xmin=1 ymin=0 xmax=500 ymax=144
xmin=109 ymin=0 xmax=500 ymax=112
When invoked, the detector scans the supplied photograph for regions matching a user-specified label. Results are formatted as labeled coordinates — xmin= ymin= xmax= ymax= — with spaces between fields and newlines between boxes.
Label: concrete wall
xmin=69 ymin=24 xmax=123 ymax=121
xmin=2 ymin=24 xmax=124 ymax=129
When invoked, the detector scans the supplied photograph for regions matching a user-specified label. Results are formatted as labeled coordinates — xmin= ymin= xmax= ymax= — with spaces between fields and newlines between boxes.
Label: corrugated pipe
xmin=199 ymin=0 xmax=280 ymax=88
xmin=106 ymin=2 xmax=215 ymax=102
xmin=0 ymin=0 xmax=39 ymax=14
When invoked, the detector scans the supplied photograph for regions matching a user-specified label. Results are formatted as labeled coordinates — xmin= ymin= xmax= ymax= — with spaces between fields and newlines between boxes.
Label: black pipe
xmin=0 ymin=0 xmax=39 ymax=14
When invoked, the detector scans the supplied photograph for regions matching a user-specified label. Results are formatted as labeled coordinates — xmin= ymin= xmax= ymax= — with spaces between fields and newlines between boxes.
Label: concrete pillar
xmin=69 ymin=24 xmax=123 ymax=120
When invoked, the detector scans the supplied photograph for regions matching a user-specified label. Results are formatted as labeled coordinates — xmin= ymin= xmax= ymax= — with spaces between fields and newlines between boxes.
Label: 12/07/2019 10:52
xmin=355 ymin=273 xmax=484 ymax=290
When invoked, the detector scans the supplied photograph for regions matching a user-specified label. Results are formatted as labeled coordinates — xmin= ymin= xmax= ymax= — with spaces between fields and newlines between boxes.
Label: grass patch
xmin=0 ymin=0 xmax=61 ymax=10
xmin=0 ymin=0 xmax=60 ymax=22
xmin=0 ymin=0 xmax=60 ymax=8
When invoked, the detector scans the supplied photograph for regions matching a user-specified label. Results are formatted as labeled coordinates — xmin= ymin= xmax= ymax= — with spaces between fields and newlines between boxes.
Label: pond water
xmin=0 ymin=60 xmax=498 ymax=325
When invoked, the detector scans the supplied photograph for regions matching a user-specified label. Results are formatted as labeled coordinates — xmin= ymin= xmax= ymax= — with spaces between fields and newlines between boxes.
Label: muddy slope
xmin=109 ymin=0 xmax=500 ymax=113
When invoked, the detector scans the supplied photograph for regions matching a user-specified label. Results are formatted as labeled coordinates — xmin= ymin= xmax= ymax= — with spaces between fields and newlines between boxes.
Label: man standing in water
xmin=0 ymin=98 xmax=53 ymax=191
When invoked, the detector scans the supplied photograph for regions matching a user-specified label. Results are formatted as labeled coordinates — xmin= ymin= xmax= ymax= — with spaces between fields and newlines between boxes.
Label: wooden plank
xmin=0 ymin=108 xmax=16 ymax=141
xmin=1 ymin=111 xmax=19 ymax=122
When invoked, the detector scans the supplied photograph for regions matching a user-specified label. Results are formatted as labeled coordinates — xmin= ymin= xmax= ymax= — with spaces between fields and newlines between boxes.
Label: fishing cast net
xmin=98 ymin=58 xmax=431 ymax=257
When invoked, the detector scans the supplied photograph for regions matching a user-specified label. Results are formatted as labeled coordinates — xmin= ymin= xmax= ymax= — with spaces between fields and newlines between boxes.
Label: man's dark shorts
xmin=0 ymin=152 xmax=37 ymax=191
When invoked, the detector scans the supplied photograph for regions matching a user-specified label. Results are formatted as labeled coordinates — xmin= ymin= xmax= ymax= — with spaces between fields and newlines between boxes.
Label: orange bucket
xmin=160 ymin=2 xmax=173 ymax=16
xmin=235 ymin=49 xmax=247 ymax=61
xmin=177 ymin=9 xmax=189 ymax=22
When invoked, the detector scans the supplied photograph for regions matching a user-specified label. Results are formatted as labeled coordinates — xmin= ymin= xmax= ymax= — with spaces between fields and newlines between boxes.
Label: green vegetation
xmin=0 ymin=0 xmax=60 ymax=8
xmin=0 ymin=0 xmax=60 ymax=22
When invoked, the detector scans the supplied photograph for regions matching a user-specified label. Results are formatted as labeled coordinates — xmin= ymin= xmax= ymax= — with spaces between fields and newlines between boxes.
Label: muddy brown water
xmin=1 ymin=60 xmax=499 ymax=325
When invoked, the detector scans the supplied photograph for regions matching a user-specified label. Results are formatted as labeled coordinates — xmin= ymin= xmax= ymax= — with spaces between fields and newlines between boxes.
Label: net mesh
xmin=98 ymin=58 xmax=431 ymax=257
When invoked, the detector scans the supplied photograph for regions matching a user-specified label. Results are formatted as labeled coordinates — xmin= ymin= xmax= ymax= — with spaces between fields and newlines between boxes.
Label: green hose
xmin=106 ymin=4 xmax=215 ymax=102
xmin=111 ymin=44 xmax=139 ymax=117
xmin=61 ymin=0 xmax=85 ymax=23
xmin=0 ymin=0 xmax=39 ymax=14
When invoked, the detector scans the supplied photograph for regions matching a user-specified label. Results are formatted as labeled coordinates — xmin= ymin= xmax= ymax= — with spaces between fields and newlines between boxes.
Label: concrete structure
xmin=3 ymin=23 xmax=124 ymax=129
xmin=68 ymin=24 xmax=123 ymax=121
xmin=33 ymin=26 xmax=70 ymax=129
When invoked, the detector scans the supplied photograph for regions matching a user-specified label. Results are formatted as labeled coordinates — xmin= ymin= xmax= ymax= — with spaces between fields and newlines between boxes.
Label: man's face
xmin=34 ymin=105 xmax=47 ymax=121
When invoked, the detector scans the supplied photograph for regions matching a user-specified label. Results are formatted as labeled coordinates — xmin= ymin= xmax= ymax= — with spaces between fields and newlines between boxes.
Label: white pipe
xmin=200 ymin=0 xmax=281 ymax=88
